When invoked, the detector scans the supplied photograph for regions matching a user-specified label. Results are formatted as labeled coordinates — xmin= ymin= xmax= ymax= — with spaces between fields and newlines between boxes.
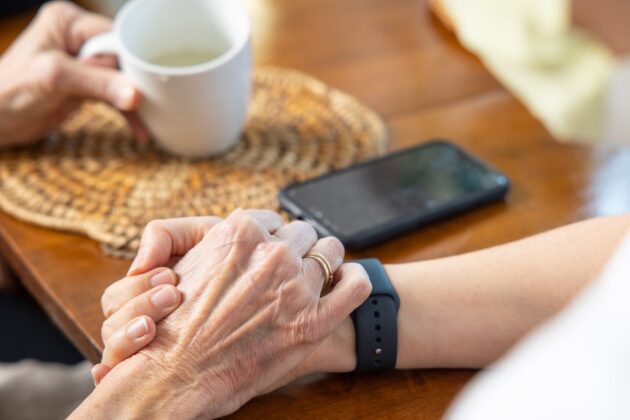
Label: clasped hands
xmin=91 ymin=209 xmax=371 ymax=418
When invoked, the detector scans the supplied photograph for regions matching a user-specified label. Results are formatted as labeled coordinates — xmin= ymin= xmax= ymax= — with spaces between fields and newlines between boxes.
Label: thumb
xmin=128 ymin=217 xmax=224 ymax=276
xmin=317 ymin=263 xmax=372 ymax=336
xmin=127 ymin=210 xmax=283 ymax=276
xmin=49 ymin=53 xmax=140 ymax=111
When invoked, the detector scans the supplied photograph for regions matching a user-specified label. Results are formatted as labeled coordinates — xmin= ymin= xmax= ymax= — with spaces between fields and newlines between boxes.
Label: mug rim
xmin=113 ymin=0 xmax=251 ymax=76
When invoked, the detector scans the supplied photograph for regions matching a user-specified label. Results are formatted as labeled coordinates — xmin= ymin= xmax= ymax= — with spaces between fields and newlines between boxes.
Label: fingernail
xmin=150 ymin=287 xmax=178 ymax=308
xmin=150 ymin=270 xmax=174 ymax=287
xmin=91 ymin=366 xmax=100 ymax=386
xmin=111 ymin=81 xmax=136 ymax=110
xmin=128 ymin=247 xmax=145 ymax=275
xmin=126 ymin=317 xmax=150 ymax=339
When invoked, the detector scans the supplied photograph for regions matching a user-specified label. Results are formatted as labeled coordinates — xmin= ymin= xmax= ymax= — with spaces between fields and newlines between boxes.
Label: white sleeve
xmin=446 ymin=231 xmax=630 ymax=420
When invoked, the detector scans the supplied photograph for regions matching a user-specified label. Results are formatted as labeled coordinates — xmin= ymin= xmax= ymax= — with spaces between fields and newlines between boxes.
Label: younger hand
xmin=0 ymin=1 xmax=147 ymax=146
xmin=92 ymin=267 xmax=182 ymax=385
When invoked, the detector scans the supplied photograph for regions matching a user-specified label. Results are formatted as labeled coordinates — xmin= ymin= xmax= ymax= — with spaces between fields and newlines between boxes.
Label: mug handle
xmin=79 ymin=32 xmax=119 ymax=59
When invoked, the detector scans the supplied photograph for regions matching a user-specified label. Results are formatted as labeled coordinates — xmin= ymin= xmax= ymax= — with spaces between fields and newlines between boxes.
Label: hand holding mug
xmin=80 ymin=0 xmax=252 ymax=158
xmin=0 ymin=2 xmax=146 ymax=147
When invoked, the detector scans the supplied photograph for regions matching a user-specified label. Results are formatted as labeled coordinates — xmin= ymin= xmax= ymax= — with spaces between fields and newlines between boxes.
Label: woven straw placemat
xmin=0 ymin=67 xmax=387 ymax=258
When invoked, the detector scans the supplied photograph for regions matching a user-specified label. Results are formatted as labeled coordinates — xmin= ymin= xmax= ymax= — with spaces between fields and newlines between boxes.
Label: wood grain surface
xmin=1 ymin=0 xmax=626 ymax=418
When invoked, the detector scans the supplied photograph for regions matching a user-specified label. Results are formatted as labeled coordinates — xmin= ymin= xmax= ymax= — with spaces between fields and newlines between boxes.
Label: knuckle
xmin=258 ymin=209 xmax=282 ymax=220
xmin=251 ymin=244 xmax=298 ymax=283
xmin=38 ymin=1 xmax=74 ymax=20
xmin=348 ymin=264 xmax=372 ymax=299
xmin=269 ymin=242 xmax=300 ymax=272
xmin=144 ymin=219 xmax=166 ymax=235
xmin=101 ymin=318 xmax=114 ymax=341
xmin=293 ymin=315 xmax=318 ymax=344
xmin=278 ymin=281 xmax=299 ymax=302
xmin=104 ymin=342 xmax=124 ymax=364
xmin=293 ymin=220 xmax=317 ymax=239
xmin=324 ymin=237 xmax=345 ymax=260
xmin=132 ymin=292 xmax=152 ymax=313
xmin=291 ymin=220 xmax=311 ymax=231
xmin=216 ymin=213 xmax=241 ymax=235
xmin=277 ymin=280 xmax=306 ymax=305
xmin=356 ymin=276 xmax=372 ymax=301
xmin=100 ymin=292 xmax=113 ymax=317
xmin=227 ymin=210 xmax=252 ymax=225
xmin=37 ymin=52 xmax=66 ymax=89
xmin=202 ymin=218 xmax=234 ymax=243
xmin=227 ymin=210 xmax=262 ymax=232
xmin=100 ymin=283 xmax=119 ymax=316
xmin=254 ymin=240 xmax=274 ymax=256
xmin=272 ymin=241 xmax=292 ymax=258
xmin=232 ymin=212 xmax=259 ymax=232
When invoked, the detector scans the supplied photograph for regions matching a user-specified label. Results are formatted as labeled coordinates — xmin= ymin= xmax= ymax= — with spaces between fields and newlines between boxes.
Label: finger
xmin=45 ymin=52 xmax=140 ymax=110
xmin=67 ymin=10 xmax=113 ymax=54
xmin=81 ymin=55 xmax=119 ymax=70
xmin=34 ymin=2 xmax=111 ymax=53
xmin=316 ymin=263 xmax=372 ymax=335
xmin=302 ymin=237 xmax=345 ymax=293
xmin=101 ymin=267 xmax=178 ymax=317
xmin=101 ymin=284 xmax=181 ymax=343
xmin=129 ymin=210 xmax=283 ymax=276
xmin=244 ymin=209 xmax=285 ymax=233
xmin=128 ymin=216 xmax=223 ymax=276
xmin=123 ymin=112 xmax=151 ymax=144
xmin=91 ymin=363 xmax=111 ymax=386
xmin=101 ymin=316 xmax=156 ymax=368
xmin=202 ymin=209 xmax=274 ymax=252
xmin=273 ymin=221 xmax=318 ymax=257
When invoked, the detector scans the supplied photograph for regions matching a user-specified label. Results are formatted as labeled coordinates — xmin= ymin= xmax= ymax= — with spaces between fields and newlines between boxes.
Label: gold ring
xmin=304 ymin=252 xmax=334 ymax=294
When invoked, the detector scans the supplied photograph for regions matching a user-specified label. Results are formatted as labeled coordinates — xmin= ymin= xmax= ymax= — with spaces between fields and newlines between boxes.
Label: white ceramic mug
xmin=80 ymin=0 xmax=252 ymax=158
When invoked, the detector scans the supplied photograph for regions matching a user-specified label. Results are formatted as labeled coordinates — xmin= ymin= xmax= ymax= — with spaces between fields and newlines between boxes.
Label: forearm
xmin=390 ymin=215 xmax=630 ymax=368
xmin=320 ymin=215 xmax=630 ymax=374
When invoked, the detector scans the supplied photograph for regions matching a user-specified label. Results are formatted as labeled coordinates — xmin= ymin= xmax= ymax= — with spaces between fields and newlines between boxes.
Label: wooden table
xmin=0 ymin=0 xmax=625 ymax=418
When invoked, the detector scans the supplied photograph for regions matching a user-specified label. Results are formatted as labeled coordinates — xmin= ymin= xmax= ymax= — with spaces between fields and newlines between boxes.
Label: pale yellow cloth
xmin=442 ymin=0 xmax=616 ymax=143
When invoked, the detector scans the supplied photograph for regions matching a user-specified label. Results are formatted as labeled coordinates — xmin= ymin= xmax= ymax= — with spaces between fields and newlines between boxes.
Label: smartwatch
xmin=351 ymin=259 xmax=400 ymax=373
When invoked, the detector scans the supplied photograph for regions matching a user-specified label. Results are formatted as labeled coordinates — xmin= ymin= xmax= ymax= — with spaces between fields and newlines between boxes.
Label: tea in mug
xmin=149 ymin=49 xmax=224 ymax=67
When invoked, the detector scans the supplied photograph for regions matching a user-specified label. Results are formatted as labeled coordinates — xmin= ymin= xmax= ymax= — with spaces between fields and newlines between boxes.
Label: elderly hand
xmin=90 ymin=266 xmax=182 ymax=384
xmin=0 ymin=1 xmax=147 ymax=146
xmin=77 ymin=210 xmax=370 ymax=418
xmin=92 ymin=212 xmax=362 ymax=389
xmin=91 ymin=210 xmax=277 ymax=384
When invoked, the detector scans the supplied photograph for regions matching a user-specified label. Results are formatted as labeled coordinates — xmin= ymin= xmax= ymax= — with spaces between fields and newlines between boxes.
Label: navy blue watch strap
xmin=351 ymin=259 xmax=399 ymax=373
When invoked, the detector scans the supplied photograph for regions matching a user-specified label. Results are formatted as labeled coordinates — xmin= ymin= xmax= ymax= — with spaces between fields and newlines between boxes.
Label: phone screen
xmin=282 ymin=141 xmax=509 ymax=242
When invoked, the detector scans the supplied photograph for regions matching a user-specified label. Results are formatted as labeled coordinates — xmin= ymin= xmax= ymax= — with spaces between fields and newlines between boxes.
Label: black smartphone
xmin=279 ymin=140 xmax=510 ymax=250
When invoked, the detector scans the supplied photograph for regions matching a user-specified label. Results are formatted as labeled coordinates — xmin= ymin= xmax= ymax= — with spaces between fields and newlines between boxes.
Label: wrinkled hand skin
xmin=130 ymin=211 xmax=370 ymax=418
